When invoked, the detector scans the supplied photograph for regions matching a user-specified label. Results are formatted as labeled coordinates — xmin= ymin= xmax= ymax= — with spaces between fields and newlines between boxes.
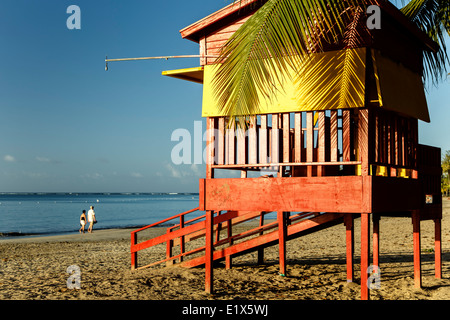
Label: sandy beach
xmin=1 ymin=200 xmax=450 ymax=300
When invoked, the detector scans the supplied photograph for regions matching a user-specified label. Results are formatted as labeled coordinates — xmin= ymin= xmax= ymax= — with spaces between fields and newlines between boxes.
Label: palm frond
xmin=212 ymin=0 xmax=370 ymax=123
xmin=401 ymin=0 xmax=450 ymax=83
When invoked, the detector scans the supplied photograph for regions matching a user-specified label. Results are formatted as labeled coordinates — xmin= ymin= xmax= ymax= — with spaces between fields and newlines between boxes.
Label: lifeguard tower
xmin=130 ymin=0 xmax=443 ymax=300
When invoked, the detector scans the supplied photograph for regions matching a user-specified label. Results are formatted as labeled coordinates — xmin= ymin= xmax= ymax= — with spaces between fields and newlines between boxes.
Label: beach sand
xmin=1 ymin=200 xmax=450 ymax=300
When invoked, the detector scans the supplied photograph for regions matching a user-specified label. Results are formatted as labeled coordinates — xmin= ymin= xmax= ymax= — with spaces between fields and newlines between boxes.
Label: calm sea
xmin=0 ymin=193 xmax=200 ymax=238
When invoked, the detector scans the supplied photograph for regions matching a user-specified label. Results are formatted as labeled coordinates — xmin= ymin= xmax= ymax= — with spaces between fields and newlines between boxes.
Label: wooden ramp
xmin=130 ymin=209 xmax=344 ymax=271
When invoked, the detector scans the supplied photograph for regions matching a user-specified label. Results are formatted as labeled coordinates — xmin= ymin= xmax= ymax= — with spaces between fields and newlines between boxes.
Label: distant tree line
xmin=443 ymin=150 xmax=450 ymax=196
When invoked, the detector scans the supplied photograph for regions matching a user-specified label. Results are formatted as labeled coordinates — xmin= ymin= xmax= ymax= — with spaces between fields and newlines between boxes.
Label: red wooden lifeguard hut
xmin=130 ymin=0 xmax=443 ymax=300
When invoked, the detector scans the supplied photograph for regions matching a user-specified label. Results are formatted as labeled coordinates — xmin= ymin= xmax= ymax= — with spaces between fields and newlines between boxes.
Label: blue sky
xmin=0 ymin=1 xmax=449 ymax=193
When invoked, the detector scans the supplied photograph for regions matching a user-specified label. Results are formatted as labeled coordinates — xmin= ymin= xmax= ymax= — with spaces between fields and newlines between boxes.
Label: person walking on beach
xmin=87 ymin=206 xmax=96 ymax=233
xmin=79 ymin=210 xmax=87 ymax=234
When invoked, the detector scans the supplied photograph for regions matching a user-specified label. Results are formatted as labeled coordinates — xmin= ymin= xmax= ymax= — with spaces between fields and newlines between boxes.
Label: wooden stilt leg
xmin=344 ymin=214 xmax=354 ymax=282
xmin=131 ymin=232 xmax=137 ymax=270
xmin=412 ymin=210 xmax=422 ymax=289
xmin=205 ymin=210 xmax=214 ymax=294
xmin=278 ymin=211 xmax=287 ymax=276
xmin=225 ymin=219 xmax=233 ymax=270
xmin=361 ymin=213 xmax=370 ymax=300
xmin=435 ymin=218 xmax=442 ymax=279
xmin=373 ymin=214 xmax=380 ymax=268
xmin=257 ymin=212 xmax=265 ymax=265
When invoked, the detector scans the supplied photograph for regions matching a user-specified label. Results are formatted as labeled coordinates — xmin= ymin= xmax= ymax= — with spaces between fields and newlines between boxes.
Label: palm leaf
xmin=401 ymin=0 xmax=450 ymax=83
xmin=212 ymin=0 xmax=370 ymax=124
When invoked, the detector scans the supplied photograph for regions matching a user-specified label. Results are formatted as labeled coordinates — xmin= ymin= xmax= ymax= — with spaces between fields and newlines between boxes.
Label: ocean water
xmin=0 ymin=193 xmax=200 ymax=238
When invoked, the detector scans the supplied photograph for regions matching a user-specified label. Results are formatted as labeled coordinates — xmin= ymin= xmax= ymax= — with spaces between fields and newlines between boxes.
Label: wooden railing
xmin=206 ymin=107 xmax=420 ymax=178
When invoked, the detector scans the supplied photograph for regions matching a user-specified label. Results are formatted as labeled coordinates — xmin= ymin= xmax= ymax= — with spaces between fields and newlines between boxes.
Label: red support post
xmin=131 ymin=232 xmax=137 ymax=270
xmin=373 ymin=214 xmax=380 ymax=268
xmin=257 ymin=212 xmax=265 ymax=265
xmin=278 ymin=211 xmax=287 ymax=276
xmin=360 ymin=213 xmax=370 ymax=300
xmin=166 ymin=229 xmax=174 ymax=267
xmin=205 ymin=210 xmax=214 ymax=294
xmin=226 ymin=218 xmax=233 ymax=270
xmin=412 ymin=210 xmax=422 ymax=288
xmin=179 ymin=215 xmax=185 ymax=263
xmin=344 ymin=214 xmax=354 ymax=282
xmin=434 ymin=218 xmax=442 ymax=279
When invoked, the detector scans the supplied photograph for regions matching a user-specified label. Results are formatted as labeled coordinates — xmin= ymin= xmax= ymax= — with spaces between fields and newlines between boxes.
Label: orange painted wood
xmin=435 ymin=218 xmax=442 ymax=279
xmin=237 ymin=127 xmax=246 ymax=165
xmin=205 ymin=210 xmax=214 ymax=293
xmin=181 ymin=212 xmax=344 ymax=269
xmin=371 ymin=176 xmax=420 ymax=212
xmin=278 ymin=211 xmax=287 ymax=275
xmin=360 ymin=212 xmax=370 ymax=300
xmin=271 ymin=114 xmax=279 ymax=164
xmin=201 ymin=176 xmax=368 ymax=213
xmin=373 ymin=214 xmax=380 ymax=267
xmin=342 ymin=110 xmax=351 ymax=162
xmin=206 ymin=118 xmax=214 ymax=178
xmin=358 ymin=109 xmax=370 ymax=175
xmin=294 ymin=113 xmax=302 ymax=162
xmin=226 ymin=125 xmax=235 ymax=165
xmin=317 ymin=112 xmax=325 ymax=176
xmin=166 ymin=229 xmax=174 ymax=267
xmin=257 ymin=212 xmax=265 ymax=264
xmin=330 ymin=111 xmax=338 ymax=162
xmin=306 ymin=112 xmax=313 ymax=176
xmin=218 ymin=118 xmax=225 ymax=165
xmin=259 ymin=115 xmax=268 ymax=164
xmin=199 ymin=37 xmax=206 ymax=65
xmin=283 ymin=113 xmax=290 ymax=163
xmin=412 ymin=210 xmax=422 ymax=288
xmin=131 ymin=232 xmax=137 ymax=270
xmin=344 ymin=214 xmax=354 ymax=282
xmin=248 ymin=116 xmax=257 ymax=164
xmin=180 ymin=0 xmax=258 ymax=41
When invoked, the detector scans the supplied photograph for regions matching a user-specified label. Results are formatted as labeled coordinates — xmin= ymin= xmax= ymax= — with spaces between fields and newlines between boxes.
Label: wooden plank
xmin=342 ymin=110 xmax=351 ymax=162
xmin=218 ymin=118 xmax=225 ymax=165
xmin=294 ymin=113 xmax=302 ymax=162
xmin=373 ymin=214 xmax=380 ymax=267
xmin=344 ymin=214 xmax=354 ymax=282
xmin=226 ymin=123 xmax=235 ymax=165
xmin=306 ymin=112 xmax=314 ymax=162
xmin=371 ymin=176 xmax=420 ymax=212
xmin=237 ymin=127 xmax=246 ymax=165
xmin=131 ymin=232 xmax=137 ymax=270
xmin=199 ymin=37 xmax=207 ymax=66
xmin=205 ymin=210 xmax=214 ymax=293
xmin=307 ymin=112 xmax=314 ymax=176
xmin=330 ymin=111 xmax=338 ymax=162
xmin=283 ymin=113 xmax=290 ymax=163
xmin=435 ymin=218 xmax=442 ymax=279
xmin=360 ymin=212 xmax=370 ymax=300
xmin=206 ymin=118 xmax=215 ymax=178
xmin=412 ymin=210 xmax=422 ymax=289
xmin=202 ymin=176 xmax=368 ymax=213
xmin=271 ymin=114 xmax=279 ymax=164
xmin=259 ymin=115 xmax=268 ymax=164
xmin=248 ymin=116 xmax=257 ymax=164
xmin=358 ymin=109 xmax=370 ymax=176
xmin=278 ymin=211 xmax=287 ymax=275
xmin=317 ymin=112 xmax=325 ymax=176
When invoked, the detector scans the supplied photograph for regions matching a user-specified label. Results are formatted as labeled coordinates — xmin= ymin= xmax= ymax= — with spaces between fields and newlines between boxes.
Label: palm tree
xmin=213 ymin=0 xmax=450 ymax=122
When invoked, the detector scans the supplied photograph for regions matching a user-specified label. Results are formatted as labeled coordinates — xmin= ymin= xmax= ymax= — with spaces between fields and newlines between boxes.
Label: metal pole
xmin=105 ymin=54 xmax=220 ymax=70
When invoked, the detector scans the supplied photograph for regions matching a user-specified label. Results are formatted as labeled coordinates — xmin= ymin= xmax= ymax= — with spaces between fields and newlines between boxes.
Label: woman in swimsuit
xmin=79 ymin=210 xmax=87 ymax=234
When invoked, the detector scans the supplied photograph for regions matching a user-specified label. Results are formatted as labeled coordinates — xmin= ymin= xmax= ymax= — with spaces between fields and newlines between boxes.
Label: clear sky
xmin=0 ymin=0 xmax=449 ymax=193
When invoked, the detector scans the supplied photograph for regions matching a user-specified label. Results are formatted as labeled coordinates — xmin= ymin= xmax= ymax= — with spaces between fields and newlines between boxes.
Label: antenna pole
xmin=105 ymin=55 xmax=219 ymax=70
